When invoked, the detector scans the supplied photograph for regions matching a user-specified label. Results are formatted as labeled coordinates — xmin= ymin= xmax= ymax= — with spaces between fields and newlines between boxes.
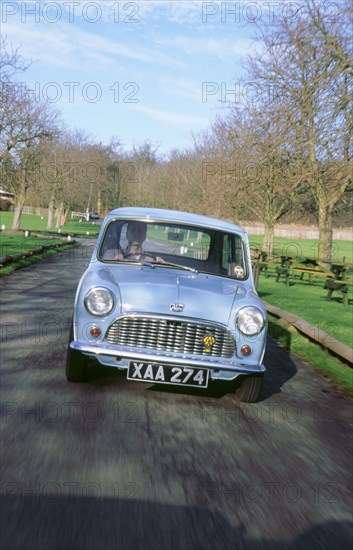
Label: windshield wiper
xmin=157 ymin=261 xmax=198 ymax=274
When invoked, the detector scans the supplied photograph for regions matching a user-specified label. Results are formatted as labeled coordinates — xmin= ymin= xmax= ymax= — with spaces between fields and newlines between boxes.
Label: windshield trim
xmin=97 ymin=218 xmax=249 ymax=281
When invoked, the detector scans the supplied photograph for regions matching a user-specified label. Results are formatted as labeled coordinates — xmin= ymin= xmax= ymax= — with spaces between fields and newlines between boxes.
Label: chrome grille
xmin=104 ymin=316 xmax=235 ymax=357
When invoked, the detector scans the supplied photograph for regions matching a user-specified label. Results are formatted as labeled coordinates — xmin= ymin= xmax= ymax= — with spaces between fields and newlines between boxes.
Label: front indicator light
xmin=90 ymin=326 xmax=101 ymax=338
xmin=241 ymin=345 xmax=252 ymax=356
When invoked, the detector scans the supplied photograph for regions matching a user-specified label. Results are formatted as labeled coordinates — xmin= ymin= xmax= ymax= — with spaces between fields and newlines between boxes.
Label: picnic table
xmin=250 ymin=250 xmax=282 ymax=280
xmin=324 ymin=263 xmax=353 ymax=306
xmin=252 ymin=251 xmax=353 ymax=306
xmin=290 ymin=257 xmax=335 ymax=284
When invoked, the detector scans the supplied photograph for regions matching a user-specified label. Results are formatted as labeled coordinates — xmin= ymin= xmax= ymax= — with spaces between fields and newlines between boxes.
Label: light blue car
xmin=66 ymin=207 xmax=267 ymax=402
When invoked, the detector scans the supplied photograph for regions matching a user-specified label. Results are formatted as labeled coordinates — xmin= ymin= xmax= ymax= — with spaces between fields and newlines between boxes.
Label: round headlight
xmin=84 ymin=287 xmax=114 ymax=316
xmin=236 ymin=307 xmax=265 ymax=336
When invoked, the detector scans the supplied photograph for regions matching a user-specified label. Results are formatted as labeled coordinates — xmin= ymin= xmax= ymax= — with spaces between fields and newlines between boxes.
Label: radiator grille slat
xmin=104 ymin=317 xmax=235 ymax=358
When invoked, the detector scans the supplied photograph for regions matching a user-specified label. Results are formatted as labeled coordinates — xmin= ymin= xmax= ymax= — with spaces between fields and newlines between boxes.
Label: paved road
xmin=1 ymin=242 xmax=352 ymax=549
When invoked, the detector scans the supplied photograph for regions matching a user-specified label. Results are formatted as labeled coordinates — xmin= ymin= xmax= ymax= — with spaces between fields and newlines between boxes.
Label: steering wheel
xmin=124 ymin=252 xmax=151 ymax=261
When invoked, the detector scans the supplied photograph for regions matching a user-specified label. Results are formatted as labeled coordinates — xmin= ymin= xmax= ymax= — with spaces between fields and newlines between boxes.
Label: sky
xmin=1 ymin=0 xmax=287 ymax=155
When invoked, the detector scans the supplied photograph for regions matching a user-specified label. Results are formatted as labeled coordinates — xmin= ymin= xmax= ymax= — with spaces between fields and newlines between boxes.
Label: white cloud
xmin=3 ymin=17 xmax=189 ymax=74
xmin=173 ymin=35 xmax=253 ymax=61
xmin=12 ymin=0 xmax=205 ymax=26
xmin=134 ymin=104 xmax=208 ymax=128
xmin=155 ymin=76 xmax=202 ymax=101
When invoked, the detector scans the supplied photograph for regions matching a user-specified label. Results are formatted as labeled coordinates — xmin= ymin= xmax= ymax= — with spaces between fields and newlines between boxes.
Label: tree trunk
xmin=47 ymin=191 xmax=55 ymax=229
xmin=12 ymin=194 xmax=26 ymax=230
xmin=262 ymin=222 xmax=274 ymax=260
xmin=60 ymin=209 xmax=69 ymax=227
xmin=318 ymin=205 xmax=333 ymax=264
xmin=55 ymin=201 xmax=63 ymax=228
xmin=97 ymin=190 xmax=102 ymax=216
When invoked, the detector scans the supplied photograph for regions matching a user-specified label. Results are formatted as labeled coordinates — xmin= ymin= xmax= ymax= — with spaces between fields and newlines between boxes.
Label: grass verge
xmin=257 ymin=274 xmax=353 ymax=349
xmin=268 ymin=317 xmax=353 ymax=396
xmin=0 ymin=233 xmax=63 ymax=257
xmin=0 ymin=237 xmax=79 ymax=277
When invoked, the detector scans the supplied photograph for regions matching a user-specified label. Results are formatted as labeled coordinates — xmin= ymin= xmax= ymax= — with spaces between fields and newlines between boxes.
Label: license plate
xmin=127 ymin=362 xmax=209 ymax=388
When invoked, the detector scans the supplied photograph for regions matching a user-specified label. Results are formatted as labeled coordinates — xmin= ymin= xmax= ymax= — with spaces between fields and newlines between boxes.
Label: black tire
xmin=236 ymin=375 xmax=263 ymax=403
xmin=65 ymin=324 xmax=88 ymax=382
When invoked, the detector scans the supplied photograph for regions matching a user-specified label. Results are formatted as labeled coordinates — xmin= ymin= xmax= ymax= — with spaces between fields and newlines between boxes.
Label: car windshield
xmin=98 ymin=220 xmax=248 ymax=280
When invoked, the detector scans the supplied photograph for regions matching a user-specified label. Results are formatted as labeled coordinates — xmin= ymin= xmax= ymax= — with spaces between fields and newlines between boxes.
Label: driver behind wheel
xmin=124 ymin=221 xmax=148 ymax=260
xmin=103 ymin=221 xmax=164 ymax=262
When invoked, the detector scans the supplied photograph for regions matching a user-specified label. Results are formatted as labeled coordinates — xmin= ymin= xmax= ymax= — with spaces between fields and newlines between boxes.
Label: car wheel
xmin=65 ymin=324 xmax=88 ymax=382
xmin=236 ymin=375 xmax=263 ymax=403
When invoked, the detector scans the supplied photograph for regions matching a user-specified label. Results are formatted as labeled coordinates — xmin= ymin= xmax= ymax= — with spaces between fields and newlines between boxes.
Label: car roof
xmin=105 ymin=207 xmax=246 ymax=235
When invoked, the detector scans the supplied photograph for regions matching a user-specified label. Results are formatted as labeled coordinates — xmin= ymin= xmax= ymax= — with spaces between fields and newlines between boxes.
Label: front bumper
xmin=70 ymin=341 xmax=266 ymax=381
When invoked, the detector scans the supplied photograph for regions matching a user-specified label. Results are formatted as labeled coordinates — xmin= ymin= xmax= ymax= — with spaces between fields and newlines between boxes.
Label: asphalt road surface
xmin=1 ymin=242 xmax=352 ymax=550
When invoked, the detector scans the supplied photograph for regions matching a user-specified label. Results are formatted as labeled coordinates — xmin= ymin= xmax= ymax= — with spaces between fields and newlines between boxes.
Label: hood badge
xmin=170 ymin=303 xmax=185 ymax=312
xmin=203 ymin=335 xmax=216 ymax=353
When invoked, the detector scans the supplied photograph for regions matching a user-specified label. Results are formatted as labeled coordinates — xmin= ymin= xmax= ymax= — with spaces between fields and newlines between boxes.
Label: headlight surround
xmin=84 ymin=287 xmax=114 ymax=316
xmin=236 ymin=306 xmax=265 ymax=336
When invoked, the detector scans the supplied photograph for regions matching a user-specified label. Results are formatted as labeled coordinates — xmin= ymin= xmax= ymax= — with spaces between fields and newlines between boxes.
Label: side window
xmin=222 ymin=235 xmax=232 ymax=273
xmin=221 ymin=234 xmax=246 ymax=278
xmin=99 ymin=221 xmax=122 ymax=259
xmin=118 ymin=223 xmax=128 ymax=250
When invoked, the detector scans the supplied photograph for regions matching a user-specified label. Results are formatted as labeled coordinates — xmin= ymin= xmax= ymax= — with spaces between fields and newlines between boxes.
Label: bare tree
xmin=9 ymin=99 xmax=59 ymax=229
xmin=227 ymin=104 xmax=305 ymax=256
xmin=0 ymin=39 xmax=29 ymax=164
xmin=245 ymin=0 xmax=353 ymax=261
xmin=1 ymin=39 xmax=60 ymax=229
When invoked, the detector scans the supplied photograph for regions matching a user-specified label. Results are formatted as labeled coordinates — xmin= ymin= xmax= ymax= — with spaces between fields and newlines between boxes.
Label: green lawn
xmin=257 ymin=273 xmax=353 ymax=349
xmin=257 ymin=264 xmax=353 ymax=395
xmin=249 ymin=236 xmax=353 ymax=264
xmin=0 ymin=211 xmax=100 ymax=237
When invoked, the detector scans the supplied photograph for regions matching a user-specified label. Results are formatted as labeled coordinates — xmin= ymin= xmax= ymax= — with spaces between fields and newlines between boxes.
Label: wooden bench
xmin=275 ymin=267 xmax=291 ymax=286
xmin=324 ymin=278 xmax=353 ymax=307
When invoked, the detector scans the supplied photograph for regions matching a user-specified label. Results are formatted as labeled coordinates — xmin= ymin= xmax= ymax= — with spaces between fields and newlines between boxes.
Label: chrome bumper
xmin=70 ymin=341 xmax=266 ymax=379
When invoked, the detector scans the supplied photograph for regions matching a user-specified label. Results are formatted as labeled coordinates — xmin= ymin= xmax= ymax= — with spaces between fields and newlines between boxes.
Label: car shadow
xmin=259 ymin=334 xmax=298 ymax=401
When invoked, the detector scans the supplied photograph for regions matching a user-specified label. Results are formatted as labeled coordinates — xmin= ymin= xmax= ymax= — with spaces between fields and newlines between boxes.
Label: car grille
xmin=104 ymin=316 xmax=235 ymax=358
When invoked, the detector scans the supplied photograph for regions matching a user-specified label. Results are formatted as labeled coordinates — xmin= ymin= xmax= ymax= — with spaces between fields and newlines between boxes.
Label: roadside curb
xmin=264 ymin=301 xmax=353 ymax=366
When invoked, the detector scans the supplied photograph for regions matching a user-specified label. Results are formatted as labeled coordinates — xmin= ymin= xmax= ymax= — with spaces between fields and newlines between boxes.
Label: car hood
xmin=99 ymin=266 xmax=240 ymax=325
